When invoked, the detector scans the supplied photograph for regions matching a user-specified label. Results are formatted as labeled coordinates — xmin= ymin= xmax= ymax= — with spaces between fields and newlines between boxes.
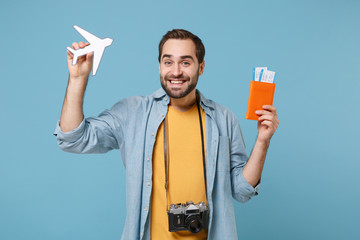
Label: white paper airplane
xmin=67 ymin=25 xmax=113 ymax=76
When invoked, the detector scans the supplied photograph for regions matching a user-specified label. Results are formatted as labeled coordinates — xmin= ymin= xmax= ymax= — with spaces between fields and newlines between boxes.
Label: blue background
xmin=1 ymin=0 xmax=359 ymax=239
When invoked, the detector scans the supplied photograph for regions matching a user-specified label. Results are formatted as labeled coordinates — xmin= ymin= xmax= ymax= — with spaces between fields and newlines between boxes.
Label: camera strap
xmin=163 ymin=95 xmax=208 ymax=210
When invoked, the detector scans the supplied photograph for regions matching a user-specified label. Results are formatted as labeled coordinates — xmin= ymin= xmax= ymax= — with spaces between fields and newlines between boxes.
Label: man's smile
xmin=165 ymin=74 xmax=190 ymax=87
xmin=167 ymin=79 xmax=188 ymax=85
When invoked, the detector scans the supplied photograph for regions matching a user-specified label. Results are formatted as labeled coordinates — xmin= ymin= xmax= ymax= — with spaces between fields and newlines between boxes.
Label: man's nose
xmin=173 ymin=64 xmax=182 ymax=76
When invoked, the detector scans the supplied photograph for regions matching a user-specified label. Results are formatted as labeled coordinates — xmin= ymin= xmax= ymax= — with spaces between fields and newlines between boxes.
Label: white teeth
xmin=170 ymin=80 xmax=183 ymax=84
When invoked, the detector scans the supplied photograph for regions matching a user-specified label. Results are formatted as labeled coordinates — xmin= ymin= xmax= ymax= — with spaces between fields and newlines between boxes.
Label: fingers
xmin=255 ymin=105 xmax=277 ymax=115
xmin=72 ymin=42 xmax=79 ymax=49
xmin=258 ymin=115 xmax=279 ymax=128
xmin=256 ymin=105 xmax=276 ymax=113
xmin=67 ymin=50 xmax=73 ymax=57
xmin=258 ymin=120 xmax=275 ymax=129
xmin=256 ymin=105 xmax=279 ymax=125
xmin=67 ymin=42 xmax=80 ymax=59
xmin=86 ymin=52 xmax=93 ymax=65
xmin=258 ymin=113 xmax=276 ymax=122
xmin=68 ymin=41 xmax=90 ymax=63
xmin=259 ymin=119 xmax=271 ymax=126
xmin=263 ymin=105 xmax=276 ymax=112
xmin=71 ymin=41 xmax=90 ymax=50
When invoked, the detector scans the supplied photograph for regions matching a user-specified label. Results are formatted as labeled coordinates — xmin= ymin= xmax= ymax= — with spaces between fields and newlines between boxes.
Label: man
xmin=54 ymin=29 xmax=279 ymax=240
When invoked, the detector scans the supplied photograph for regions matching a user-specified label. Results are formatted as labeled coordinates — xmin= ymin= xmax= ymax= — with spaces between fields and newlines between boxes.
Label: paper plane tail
xmin=67 ymin=47 xmax=78 ymax=65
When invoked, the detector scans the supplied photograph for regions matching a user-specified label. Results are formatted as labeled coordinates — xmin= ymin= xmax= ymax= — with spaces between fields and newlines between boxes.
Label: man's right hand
xmin=67 ymin=41 xmax=93 ymax=80
xmin=60 ymin=42 xmax=93 ymax=132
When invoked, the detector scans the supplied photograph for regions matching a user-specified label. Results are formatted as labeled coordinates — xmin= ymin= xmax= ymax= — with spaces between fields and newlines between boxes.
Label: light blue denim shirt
xmin=54 ymin=88 xmax=259 ymax=240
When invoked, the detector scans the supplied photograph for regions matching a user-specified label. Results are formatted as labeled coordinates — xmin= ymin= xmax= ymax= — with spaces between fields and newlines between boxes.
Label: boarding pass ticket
xmin=253 ymin=67 xmax=276 ymax=83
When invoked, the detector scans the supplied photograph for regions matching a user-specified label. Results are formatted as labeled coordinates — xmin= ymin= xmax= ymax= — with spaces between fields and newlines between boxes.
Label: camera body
xmin=167 ymin=201 xmax=209 ymax=233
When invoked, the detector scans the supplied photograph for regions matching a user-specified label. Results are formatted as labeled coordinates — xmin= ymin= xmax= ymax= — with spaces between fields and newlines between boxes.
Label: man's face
xmin=159 ymin=39 xmax=204 ymax=99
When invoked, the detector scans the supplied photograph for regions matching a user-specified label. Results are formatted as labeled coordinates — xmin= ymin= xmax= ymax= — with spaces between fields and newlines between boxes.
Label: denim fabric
xmin=54 ymin=88 xmax=259 ymax=240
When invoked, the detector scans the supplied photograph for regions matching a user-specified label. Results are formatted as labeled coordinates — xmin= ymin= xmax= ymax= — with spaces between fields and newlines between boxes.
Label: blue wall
xmin=1 ymin=0 xmax=359 ymax=239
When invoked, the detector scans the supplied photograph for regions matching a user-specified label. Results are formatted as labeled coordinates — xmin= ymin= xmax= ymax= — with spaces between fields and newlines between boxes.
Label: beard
xmin=160 ymin=72 xmax=199 ymax=99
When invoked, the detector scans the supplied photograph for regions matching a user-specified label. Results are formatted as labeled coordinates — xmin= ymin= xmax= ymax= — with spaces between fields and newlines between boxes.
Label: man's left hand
xmin=255 ymin=105 xmax=279 ymax=143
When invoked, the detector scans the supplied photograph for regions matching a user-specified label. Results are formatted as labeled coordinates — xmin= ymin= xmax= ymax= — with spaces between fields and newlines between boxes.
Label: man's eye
xmin=182 ymin=62 xmax=190 ymax=66
xmin=164 ymin=61 xmax=171 ymax=65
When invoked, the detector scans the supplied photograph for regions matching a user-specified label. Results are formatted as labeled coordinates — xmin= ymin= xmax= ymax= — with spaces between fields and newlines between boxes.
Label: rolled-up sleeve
xmin=231 ymin=166 xmax=260 ymax=203
xmin=54 ymin=108 xmax=122 ymax=154
xmin=230 ymin=118 xmax=260 ymax=203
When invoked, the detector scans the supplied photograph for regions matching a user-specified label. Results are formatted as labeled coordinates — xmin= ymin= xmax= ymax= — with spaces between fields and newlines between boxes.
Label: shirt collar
xmin=152 ymin=88 xmax=167 ymax=99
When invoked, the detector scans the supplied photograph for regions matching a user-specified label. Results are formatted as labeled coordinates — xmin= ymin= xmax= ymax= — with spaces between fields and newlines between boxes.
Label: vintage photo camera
xmin=167 ymin=201 xmax=209 ymax=233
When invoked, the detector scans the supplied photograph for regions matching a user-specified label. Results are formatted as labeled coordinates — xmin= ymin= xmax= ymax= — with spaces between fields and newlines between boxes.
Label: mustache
xmin=165 ymin=74 xmax=190 ymax=81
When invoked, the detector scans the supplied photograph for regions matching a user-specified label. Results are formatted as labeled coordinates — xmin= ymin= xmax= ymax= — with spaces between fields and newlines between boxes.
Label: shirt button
xmin=140 ymin=232 xmax=143 ymax=237
xmin=144 ymin=207 xmax=148 ymax=211
xmin=147 ymin=157 xmax=150 ymax=161
xmin=152 ymin=132 xmax=155 ymax=136
xmin=161 ymin=114 xmax=164 ymax=117
xmin=147 ymin=182 xmax=150 ymax=186
xmin=165 ymin=97 xmax=168 ymax=101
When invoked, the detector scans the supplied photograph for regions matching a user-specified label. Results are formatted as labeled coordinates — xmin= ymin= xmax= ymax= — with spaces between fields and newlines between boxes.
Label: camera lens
xmin=186 ymin=216 xmax=203 ymax=233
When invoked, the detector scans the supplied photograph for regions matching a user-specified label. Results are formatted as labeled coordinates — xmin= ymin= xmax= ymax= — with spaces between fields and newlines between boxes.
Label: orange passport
xmin=246 ymin=81 xmax=276 ymax=120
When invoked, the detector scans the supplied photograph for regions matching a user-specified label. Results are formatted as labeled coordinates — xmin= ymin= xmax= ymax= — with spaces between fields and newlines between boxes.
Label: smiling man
xmin=54 ymin=29 xmax=279 ymax=240
xmin=160 ymin=38 xmax=204 ymax=102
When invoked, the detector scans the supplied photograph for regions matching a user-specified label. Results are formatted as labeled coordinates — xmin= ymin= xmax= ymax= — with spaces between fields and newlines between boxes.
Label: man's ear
xmin=199 ymin=60 xmax=205 ymax=76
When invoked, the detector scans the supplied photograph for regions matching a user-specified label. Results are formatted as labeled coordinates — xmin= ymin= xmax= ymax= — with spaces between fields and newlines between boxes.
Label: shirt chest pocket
xmin=216 ymin=136 xmax=231 ymax=172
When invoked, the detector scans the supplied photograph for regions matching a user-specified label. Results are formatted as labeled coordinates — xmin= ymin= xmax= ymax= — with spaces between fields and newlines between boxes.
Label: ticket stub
xmin=253 ymin=67 xmax=267 ymax=81
xmin=259 ymin=69 xmax=276 ymax=83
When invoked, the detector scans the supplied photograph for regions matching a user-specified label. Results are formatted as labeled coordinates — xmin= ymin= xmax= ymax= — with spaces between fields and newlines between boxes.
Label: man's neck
xmin=169 ymin=90 xmax=197 ymax=112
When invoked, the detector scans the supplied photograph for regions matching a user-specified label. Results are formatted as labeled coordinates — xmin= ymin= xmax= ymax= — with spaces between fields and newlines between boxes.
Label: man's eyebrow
xmin=180 ymin=55 xmax=194 ymax=60
xmin=162 ymin=54 xmax=173 ymax=60
xmin=161 ymin=54 xmax=194 ymax=60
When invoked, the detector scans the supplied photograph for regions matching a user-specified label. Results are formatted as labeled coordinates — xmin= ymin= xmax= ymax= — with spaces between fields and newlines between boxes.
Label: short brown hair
xmin=158 ymin=29 xmax=205 ymax=63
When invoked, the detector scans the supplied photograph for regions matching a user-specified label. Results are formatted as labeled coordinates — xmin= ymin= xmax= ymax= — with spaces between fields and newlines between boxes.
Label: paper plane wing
xmin=74 ymin=25 xmax=101 ymax=44
xmin=92 ymin=47 xmax=105 ymax=76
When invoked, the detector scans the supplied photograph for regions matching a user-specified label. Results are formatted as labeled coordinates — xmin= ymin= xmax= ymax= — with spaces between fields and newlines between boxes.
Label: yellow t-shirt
xmin=150 ymin=104 xmax=208 ymax=240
